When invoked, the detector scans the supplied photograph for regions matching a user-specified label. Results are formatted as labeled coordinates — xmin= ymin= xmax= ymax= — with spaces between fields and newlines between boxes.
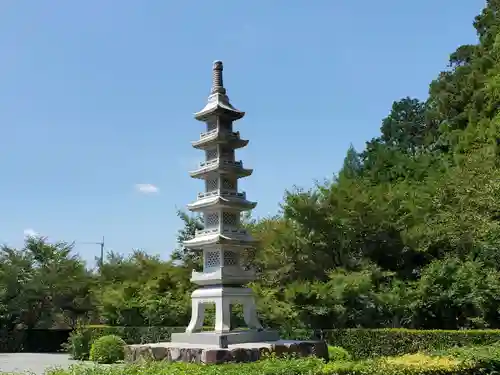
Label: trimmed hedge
xmin=84 ymin=325 xmax=184 ymax=344
xmin=325 ymin=328 xmax=500 ymax=359
xmin=47 ymin=345 xmax=500 ymax=375
xmin=63 ymin=327 xmax=500 ymax=361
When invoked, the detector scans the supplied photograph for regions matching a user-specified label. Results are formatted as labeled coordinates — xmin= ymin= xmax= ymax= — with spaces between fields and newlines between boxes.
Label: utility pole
xmin=79 ymin=236 xmax=105 ymax=268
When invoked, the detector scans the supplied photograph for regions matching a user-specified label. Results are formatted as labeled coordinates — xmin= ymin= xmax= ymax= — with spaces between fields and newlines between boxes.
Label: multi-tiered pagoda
xmin=170 ymin=61 xmax=279 ymax=347
xmin=125 ymin=61 xmax=328 ymax=363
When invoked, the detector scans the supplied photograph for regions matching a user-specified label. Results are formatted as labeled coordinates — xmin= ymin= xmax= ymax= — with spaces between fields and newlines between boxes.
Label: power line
xmin=78 ymin=236 xmax=105 ymax=268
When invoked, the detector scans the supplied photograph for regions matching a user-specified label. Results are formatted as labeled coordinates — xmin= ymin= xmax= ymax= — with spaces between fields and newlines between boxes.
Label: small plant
xmin=89 ymin=335 xmax=126 ymax=364
xmin=63 ymin=328 xmax=92 ymax=360
xmin=328 ymin=346 xmax=351 ymax=361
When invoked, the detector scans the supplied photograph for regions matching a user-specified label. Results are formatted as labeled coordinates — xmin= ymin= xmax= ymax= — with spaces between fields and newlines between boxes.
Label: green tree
xmin=0 ymin=237 xmax=93 ymax=330
xmin=170 ymin=210 xmax=204 ymax=270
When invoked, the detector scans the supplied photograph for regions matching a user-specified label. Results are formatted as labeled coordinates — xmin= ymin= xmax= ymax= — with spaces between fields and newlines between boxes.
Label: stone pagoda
xmin=170 ymin=60 xmax=280 ymax=347
xmin=125 ymin=61 xmax=327 ymax=364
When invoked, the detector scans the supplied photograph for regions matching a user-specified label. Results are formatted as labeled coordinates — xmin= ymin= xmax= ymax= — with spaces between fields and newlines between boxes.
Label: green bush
xmin=45 ymin=346 xmax=500 ymax=375
xmin=63 ymin=328 xmax=92 ymax=360
xmin=63 ymin=326 xmax=183 ymax=359
xmin=320 ymin=352 xmax=478 ymax=375
xmin=48 ymin=358 xmax=326 ymax=375
xmin=325 ymin=328 xmax=500 ymax=359
xmin=434 ymin=344 xmax=500 ymax=371
xmin=328 ymin=346 xmax=351 ymax=361
xmin=89 ymin=335 xmax=126 ymax=364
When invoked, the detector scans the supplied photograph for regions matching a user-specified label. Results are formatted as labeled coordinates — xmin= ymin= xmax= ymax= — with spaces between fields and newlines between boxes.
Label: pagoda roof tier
xmin=194 ymin=92 xmax=245 ymax=122
xmin=189 ymin=159 xmax=253 ymax=179
xmin=190 ymin=268 xmax=256 ymax=286
xmin=191 ymin=129 xmax=248 ymax=150
xmin=183 ymin=231 xmax=257 ymax=250
xmin=187 ymin=192 xmax=257 ymax=212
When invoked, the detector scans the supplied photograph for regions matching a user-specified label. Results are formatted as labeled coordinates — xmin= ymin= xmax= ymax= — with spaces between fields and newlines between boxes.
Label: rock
xmin=125 ymin=340 xmax=329 ymax=365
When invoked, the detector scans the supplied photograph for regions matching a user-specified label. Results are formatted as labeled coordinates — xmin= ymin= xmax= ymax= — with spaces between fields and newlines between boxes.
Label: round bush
xmin=89 ymin=335 xmax=126 ymax=364
xmin=328 ymin=346 xmax=351 ymax=361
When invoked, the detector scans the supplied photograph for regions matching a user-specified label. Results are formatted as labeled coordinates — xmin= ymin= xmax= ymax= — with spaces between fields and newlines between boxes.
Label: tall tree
xmin=170 ymin=210 xmax=204 ymax=270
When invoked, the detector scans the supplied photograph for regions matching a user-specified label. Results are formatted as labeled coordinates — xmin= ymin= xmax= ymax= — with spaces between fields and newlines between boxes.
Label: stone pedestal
xmin=171 ymin=330 xmax=281 ymax=347
xmin=125 ymin=340 xmax=329 ymax=364
xmin=180 ymin=287 xmax=264 ymax=334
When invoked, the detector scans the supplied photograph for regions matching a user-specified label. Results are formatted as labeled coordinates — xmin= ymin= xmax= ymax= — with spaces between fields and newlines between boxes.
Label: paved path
xmin=0 ymin=353 xmax=90 ymax=374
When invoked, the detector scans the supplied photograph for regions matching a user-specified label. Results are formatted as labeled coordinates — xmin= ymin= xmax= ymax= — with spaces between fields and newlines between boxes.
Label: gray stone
xmin=171 ymin=329 xmax=280 ymax=346
xmin=125 ymin=339 xmax=329 ymax=365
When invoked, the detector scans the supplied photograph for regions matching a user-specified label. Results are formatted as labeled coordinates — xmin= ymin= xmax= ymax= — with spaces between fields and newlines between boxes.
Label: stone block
xmin=171 ymin=329 xmax=280 ymax=346
xmin=125 ymin=340 xmax=328 ymax=365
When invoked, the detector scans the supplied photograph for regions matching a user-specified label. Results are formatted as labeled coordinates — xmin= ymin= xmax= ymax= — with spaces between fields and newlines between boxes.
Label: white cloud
xmin=135 ymin=183 xmax=159 ymax=194
xmin=23 ymin=228 xmax=38 ymax=238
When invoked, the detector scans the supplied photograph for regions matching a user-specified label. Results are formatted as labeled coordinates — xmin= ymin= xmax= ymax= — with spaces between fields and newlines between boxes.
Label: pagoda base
xmin=171 ymin=329 xmax=280 ymax=347
xmin=125 ymin=339 xmax=328 ymax=364
xmin=184 ymin=286 xmax=263 ymax=333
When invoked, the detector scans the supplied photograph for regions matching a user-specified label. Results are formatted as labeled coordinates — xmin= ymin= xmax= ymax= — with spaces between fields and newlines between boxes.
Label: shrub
xmin=63 ymin=328 xmax=92 ymax=360
xmin=47 ymin=358 xmax=327 ymax=375
xmin=325 ymin=328 xmax=500 ymax=359
xmin=328 ymin=346 xmax=351 ymax=361
xmin=320 ymin=352 xmax=477 ymax=375
xmin=63 ymin=326 xmax=183 ymax=359
xmin=435 ymin=344 xmax=500 ymax=371
xmin=47 ymin=358 xmax=326 ymax=375
xmin=89 ymin=335 xmax=126 ymax=364
xmin=44 ymin=350 xmax=497 ymax=375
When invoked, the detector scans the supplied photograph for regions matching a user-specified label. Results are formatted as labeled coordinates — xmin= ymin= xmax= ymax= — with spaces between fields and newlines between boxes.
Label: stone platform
xmin=125 ymin=340 xmax=328 ymax=364
xmin=171 ymin=329 xmax=281 ymax=347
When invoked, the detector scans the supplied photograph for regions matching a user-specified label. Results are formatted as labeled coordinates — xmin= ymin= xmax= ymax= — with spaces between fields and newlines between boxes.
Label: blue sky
xmin=0 ymin=0 xmax=485 ymax=266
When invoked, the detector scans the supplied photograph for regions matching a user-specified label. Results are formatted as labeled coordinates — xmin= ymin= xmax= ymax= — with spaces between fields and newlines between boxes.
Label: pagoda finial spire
xmin=211 ymin=60 xmax=226 ymax=95
xmin=195 ymin=60 xmax=244 ymax=121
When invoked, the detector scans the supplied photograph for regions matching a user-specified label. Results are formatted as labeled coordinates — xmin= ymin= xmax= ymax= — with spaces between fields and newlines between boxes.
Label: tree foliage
xmin=2 ymin=3 xmax=500 ymax=333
